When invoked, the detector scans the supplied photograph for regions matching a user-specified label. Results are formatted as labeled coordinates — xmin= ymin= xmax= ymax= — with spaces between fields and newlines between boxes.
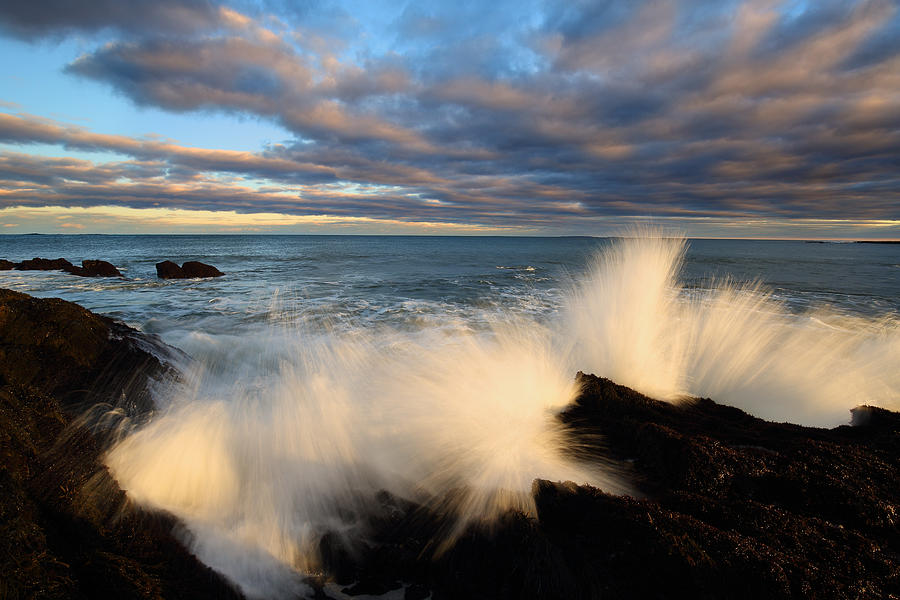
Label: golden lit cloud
xmin=0 ymin=205 xmax=528 ymax=235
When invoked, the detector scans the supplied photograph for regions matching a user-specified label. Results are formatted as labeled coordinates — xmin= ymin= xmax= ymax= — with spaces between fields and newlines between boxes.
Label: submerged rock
xmin=0 ymin=289 xmax=240 ymax=599
xmin=156 ymin=260 xmax=224 ymax=279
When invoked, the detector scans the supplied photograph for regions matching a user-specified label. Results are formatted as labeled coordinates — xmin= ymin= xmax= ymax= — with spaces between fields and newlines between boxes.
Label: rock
xmin=341 ymin=579 xmax=403 ymax=596
xmin=314 ymin=372 xmax=900 ymax=599
xmin=404 ymin=583 xmax=431 ymax=600
xmin=155 ymin=260 xmax=184 ymax=279
xmin=8 ymin=257 xmax=122 ymax=277
xmin=530 ymin=479 xmax=794 ymax=599
xmin=850 ymin=404 xmax=900 ymax=430
xmin=182 ymin=261 xmax=224 ymax=278
xmin=0 ymin=288 xmax=181 ymax=415
xmin=69 ymin=259 xmax=123 ymax=278
xmin=15 ymin=257 xmax=75 ymax=271
xmin=156 ymin=260 xmax=224 ymax=279
xmin=0 ymin=289 xmax=240 ymax=599
xmin=0 ymin=259 xmax=13 ymax=270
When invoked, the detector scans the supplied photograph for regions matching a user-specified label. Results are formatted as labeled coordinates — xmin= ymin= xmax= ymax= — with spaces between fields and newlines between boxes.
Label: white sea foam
xmin=103 ymin=233 xmax=900 ymax=597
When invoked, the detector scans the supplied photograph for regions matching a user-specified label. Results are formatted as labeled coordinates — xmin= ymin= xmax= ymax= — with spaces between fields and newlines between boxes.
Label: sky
xmin=0 ymin=0 xmax=898 ymax=238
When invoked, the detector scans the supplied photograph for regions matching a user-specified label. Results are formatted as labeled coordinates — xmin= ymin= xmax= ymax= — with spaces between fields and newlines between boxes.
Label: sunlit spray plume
xmin=565 ymin=231 xmax=900 ymax=426
xmin=104 ymin=316 xmax=627 ymax=598
xmin=102 ymin=232 xmax=900 ymax=597
xmin=105 ymin=331 xmax=383 ymax=599
xmin=362 ymin=322 xmax=625 ymax=546
xmin=564 ymin=233 xmax=687 ymax=400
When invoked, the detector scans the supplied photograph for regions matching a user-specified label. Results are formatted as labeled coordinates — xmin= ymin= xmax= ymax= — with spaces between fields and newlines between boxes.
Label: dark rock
xmin=155 ymin=260 xmax=185 ymax=279
xmin=341 ymin=579 xmax=403 ymax=596
xmin=68 ymin=259 xmax=123 ymax=278
xmin=0 ymin=288 xmax=181 ymax=416
xmin=0 ymin=259 xmax=13 ymax=270
xmin=850 ymin=404 xmax=900 ymax=430
xmin=302 ymin=575 xmax=343 ymax=600
xmin=15 ymin=257 xmax=75 ymax=272
xmin=181 ymin=261 xmax=224 ymax=278
xmin=314 ymin=372 xmax=900 ymax=600
xmin=156 ymin=260 xmax=223 ymax=279
xmin=405 ymin=583 xmax=431 ymax=600
xmin=0 ymin=289 xmax=239 ymax=599
xmin=8 ymin=257 xmax=122 ymax=277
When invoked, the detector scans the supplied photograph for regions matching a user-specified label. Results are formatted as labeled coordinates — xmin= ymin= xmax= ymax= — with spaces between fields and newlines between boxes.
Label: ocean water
xmin=2 ymin=234 xmax=898 ymax=329
xmin=2 ymin=234 xmax=899 ymax=598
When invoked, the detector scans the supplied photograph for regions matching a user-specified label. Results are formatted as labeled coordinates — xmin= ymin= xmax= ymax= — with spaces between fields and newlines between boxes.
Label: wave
xmin=565 ymin=234 xmax=900 ymax=426
xmin=102 ymin=232 xmax=900 ymax=597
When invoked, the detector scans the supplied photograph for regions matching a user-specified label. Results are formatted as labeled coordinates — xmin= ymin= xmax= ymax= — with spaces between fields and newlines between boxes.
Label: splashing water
xmin=103 ymin=233 xmax=900 ymax=597
xmin=565 ymin=234 xmax=900 ymax=426
xmin=105 ymin=322 xmax=623 ymax=598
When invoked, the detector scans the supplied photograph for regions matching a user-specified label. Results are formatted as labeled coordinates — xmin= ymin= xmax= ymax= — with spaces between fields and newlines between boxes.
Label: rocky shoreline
xmin=1 ymin=289 xmax=897 ymax=599
xmin=313 ymin=377 xmax=899 ymax=600
xmin=0 ymin=289 xmax=240 ymax=599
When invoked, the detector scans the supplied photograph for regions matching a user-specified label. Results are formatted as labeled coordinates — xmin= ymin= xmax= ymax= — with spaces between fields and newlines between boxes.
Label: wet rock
xmin=0 ymin=289 xmax=239 ymax=599
xmin=850 ymin=404 xmax=900 ymax=430
xmin=68 ymin=259 xmax=123 ymax=278
xmin=155 ymin=260 xmax=184 ymax=279
xmin=321 ymin=372 xmax=900 ymax=600
xmin=156 ymin=260 xmax=224 ymax=279
xmin=0 ymin=288 xmax=180 ymax=416
xmin=341 ymin=579 xmax=403 ymax=596
xmin=530 ymin=479 xmax=795 ymax=599
xmin=182 ymin=261 xmax=224 ymax=278
xmin=15 ymin=257 xmax=75 ymax=271
xmin=7 ymin=257 xmax=122 ymax=277
xmin=405 ymin=583 xmax=431 ymax=600
xmin=553 ymin=374 xmax=900 ymax=598
xmin=0 ymin=259 xmax=13 ymax=270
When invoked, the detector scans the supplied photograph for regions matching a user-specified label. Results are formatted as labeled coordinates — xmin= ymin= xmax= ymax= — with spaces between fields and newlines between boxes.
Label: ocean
xmin=2 ymin=234 xmax=898 ymax=328
xmin=2 ymin=233 xmax=899 ymax=598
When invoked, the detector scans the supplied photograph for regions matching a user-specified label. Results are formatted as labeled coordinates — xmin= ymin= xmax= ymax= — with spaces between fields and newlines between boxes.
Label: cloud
xmin=0 ymin=0 xmax=898 ymax=235
xmin=0 ymin=204 xmax=528 ymax=235
xmin=0 ymin=0 xmax=224 ymax=39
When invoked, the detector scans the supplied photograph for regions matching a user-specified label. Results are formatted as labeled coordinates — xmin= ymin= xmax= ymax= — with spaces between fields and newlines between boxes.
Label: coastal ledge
xmin=314 ymin=374 xmax=899 ymax=599
xmin=1 ymin=289 xmax=898 ymax=599
xmin=0 ymin=289 xmax=241 ymax=599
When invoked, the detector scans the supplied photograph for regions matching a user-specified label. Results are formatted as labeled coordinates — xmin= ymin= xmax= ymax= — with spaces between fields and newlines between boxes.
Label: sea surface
xmin=2 ymin=235 xmax=898 ymax=331
xmin=2 ymin=234 xmax=899 ymax=598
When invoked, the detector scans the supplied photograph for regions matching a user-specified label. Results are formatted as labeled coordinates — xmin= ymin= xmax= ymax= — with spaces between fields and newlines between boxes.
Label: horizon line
xmin=1 ymin=232 xmax=898 ymax=242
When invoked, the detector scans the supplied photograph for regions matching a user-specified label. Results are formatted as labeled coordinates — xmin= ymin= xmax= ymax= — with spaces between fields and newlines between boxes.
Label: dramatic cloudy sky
xmin=0 ymin=0 xmax=898 ymax=237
